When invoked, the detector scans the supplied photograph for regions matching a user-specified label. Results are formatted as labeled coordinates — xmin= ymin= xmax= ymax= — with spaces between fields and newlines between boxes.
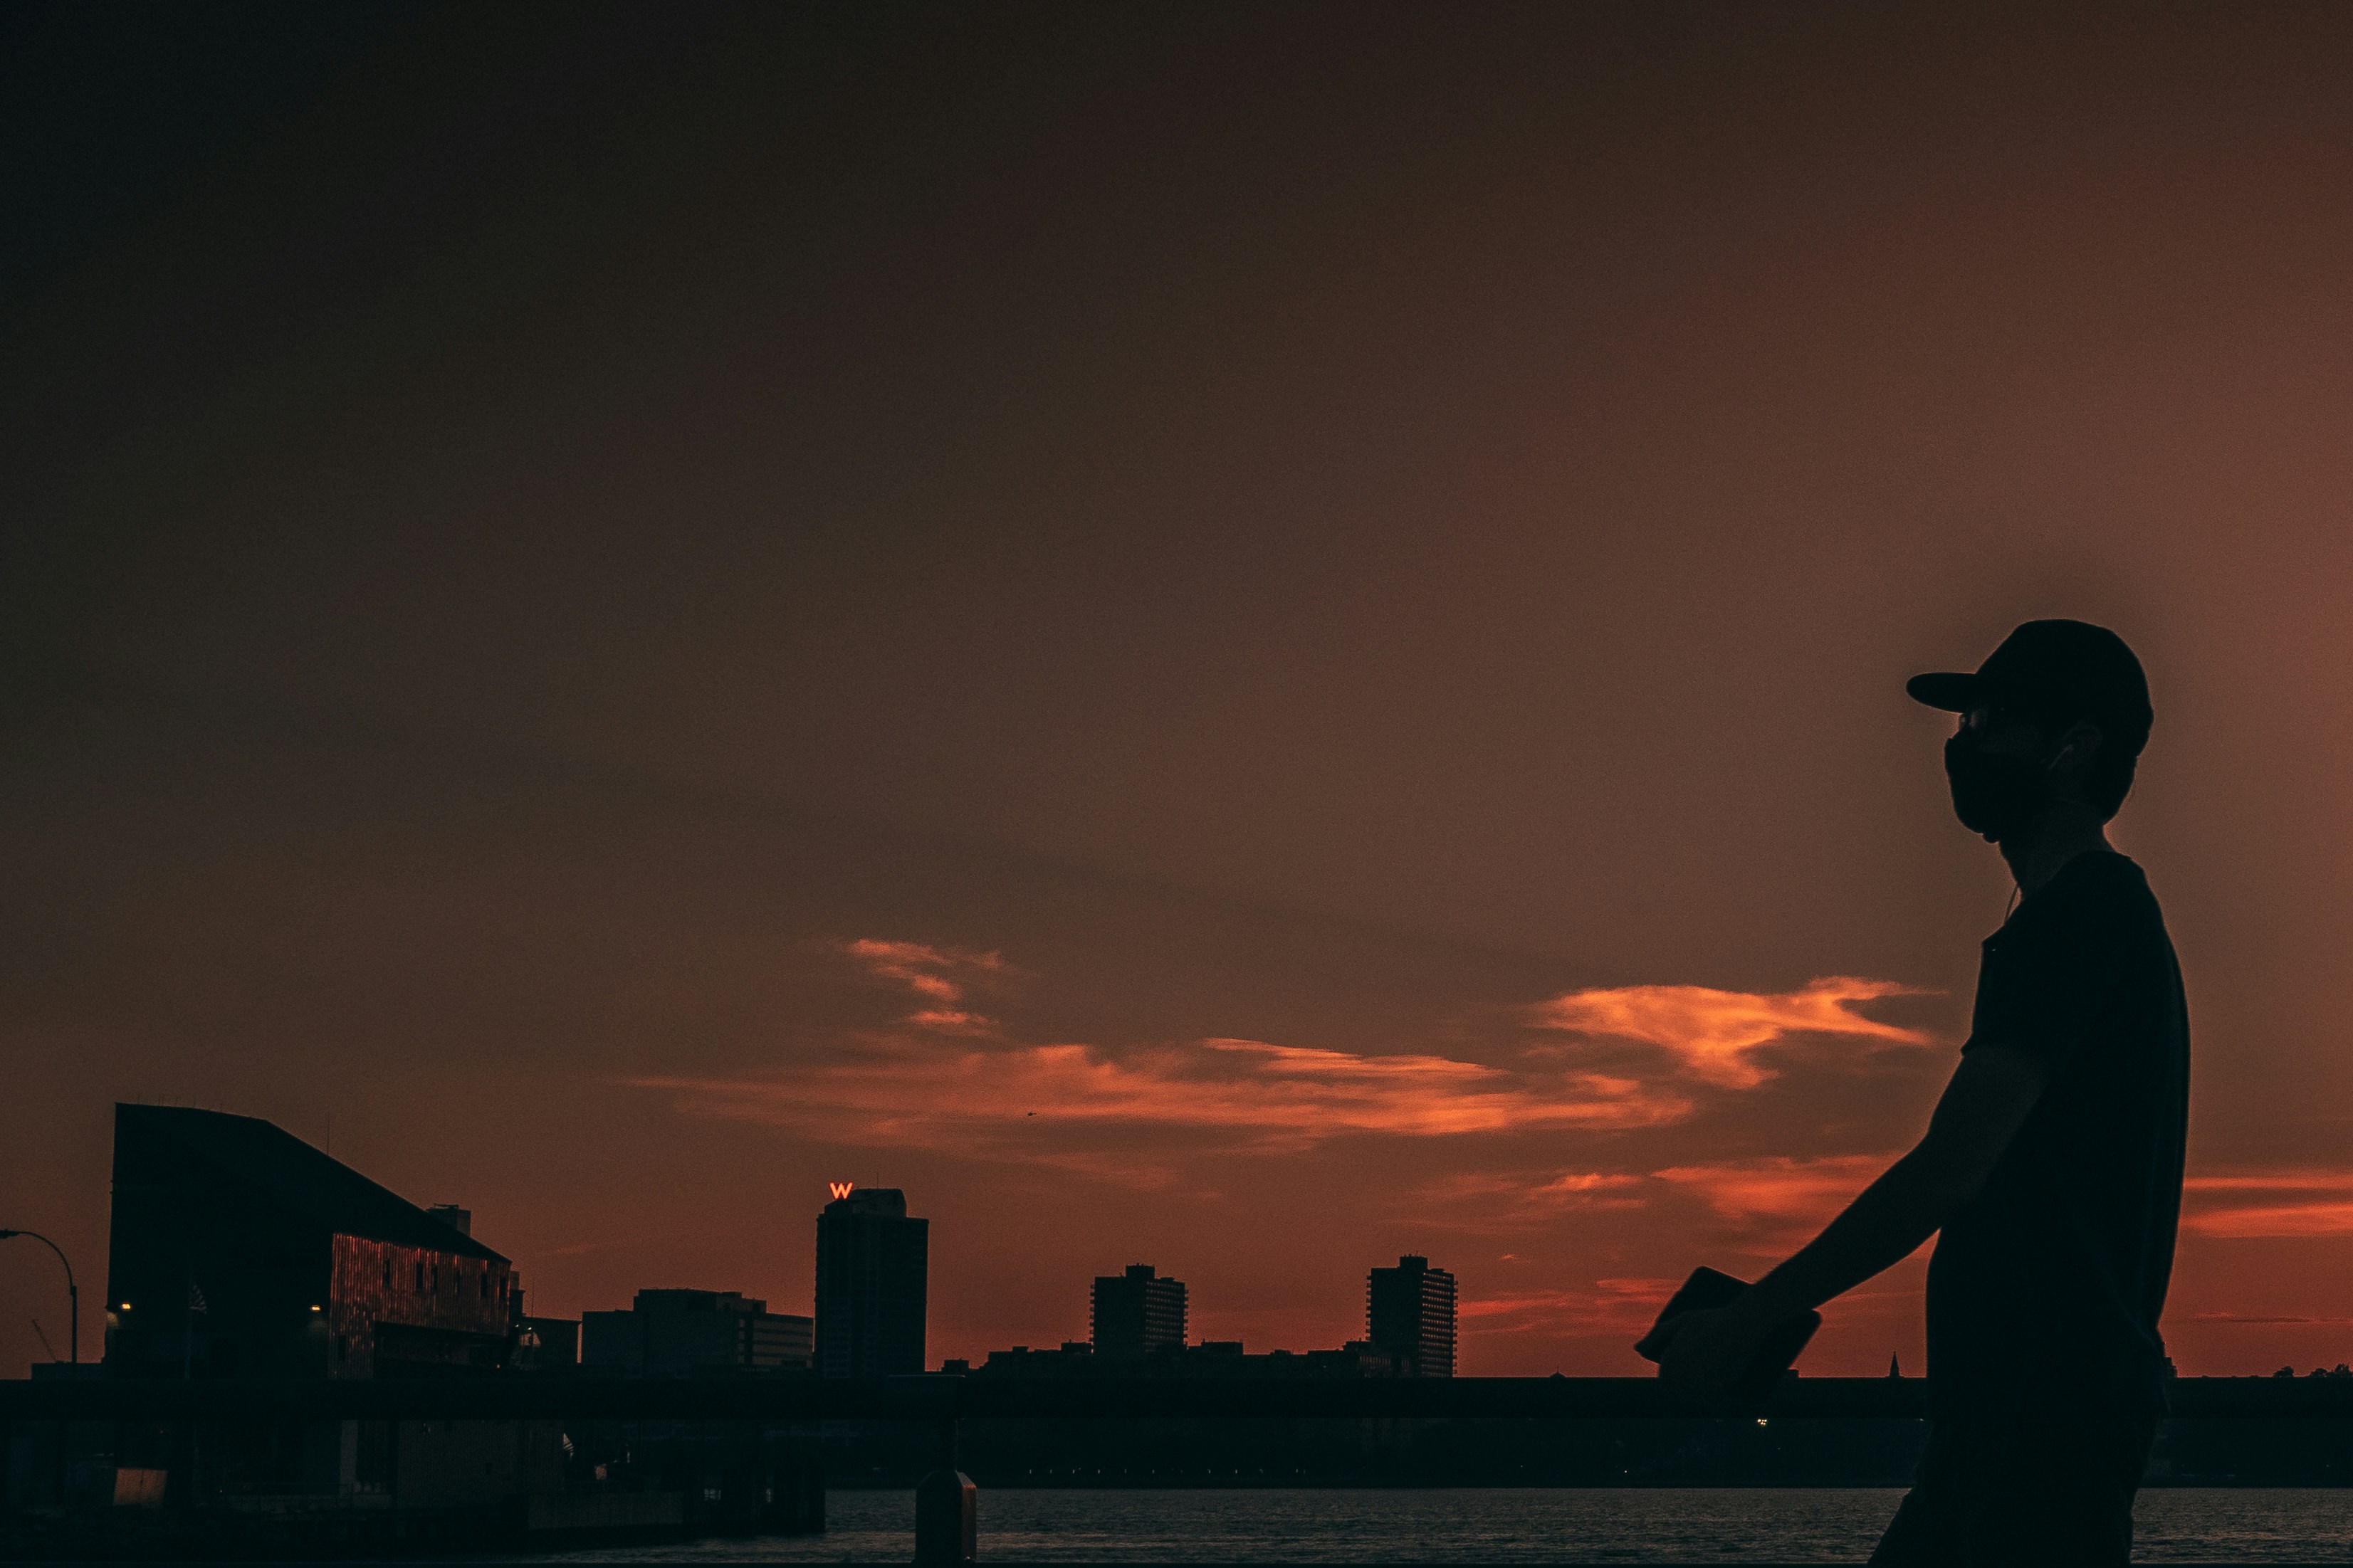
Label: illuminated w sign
xmin=828 ymin=1181 xmax=854 ymax=1201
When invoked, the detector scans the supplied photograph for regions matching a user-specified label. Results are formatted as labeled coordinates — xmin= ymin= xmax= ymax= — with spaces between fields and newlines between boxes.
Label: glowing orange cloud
xmin=2183 ymin=1171 xmax=2353 ymax=1237
xmin=1527 ymin=976 xmax=1934 ymax=1088
xmin=906 ymin=1008 xmax=999 ymax=1036
xmin=1460 ymin=1278 xmax=1678 ymax=1337
xmin=1415 ymin=1169 xmax=1648 ymax=1229
xmin=1652 ymin=1154 xmax=1892 ymax=1240
xmin=1421 ymin=1158 xmax=1903 ymax=1243
xmin=841 ymin=939 xmax=1007 ymax=1031
xmin=636 ymin=1033 xmax=1691 ymax=1158
xmin=637 ymin=944 xmax=1944 ymax=1178
xmin=842 ymin=938 xmax=1003 ymax=1000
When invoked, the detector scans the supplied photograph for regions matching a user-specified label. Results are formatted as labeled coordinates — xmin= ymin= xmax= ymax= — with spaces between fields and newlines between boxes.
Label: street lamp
xmin=0 ymin=1229 xmax=79 ymax=1364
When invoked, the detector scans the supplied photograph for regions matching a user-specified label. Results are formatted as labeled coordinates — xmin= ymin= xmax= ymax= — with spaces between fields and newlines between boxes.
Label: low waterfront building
xmin=105 ymin=1105 xmax=514 ymax=1382
xmin=580 ymin=1289 xmax=812 ymax=1375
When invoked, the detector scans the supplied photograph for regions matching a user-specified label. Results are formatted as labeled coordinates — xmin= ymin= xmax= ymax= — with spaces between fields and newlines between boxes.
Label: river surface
xmin=552 ymin=1485 xmax=2353 ymax=1562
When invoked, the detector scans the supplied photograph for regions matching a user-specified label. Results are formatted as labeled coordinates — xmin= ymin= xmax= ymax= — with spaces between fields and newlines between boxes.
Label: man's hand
xmin=1653 ymin=1300 xmax=1775 ymax=1399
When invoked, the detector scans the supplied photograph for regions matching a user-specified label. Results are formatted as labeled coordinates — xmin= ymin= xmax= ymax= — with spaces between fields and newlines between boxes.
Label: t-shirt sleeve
xmin=1964 ymin=890 xmax=2129 ymax=1074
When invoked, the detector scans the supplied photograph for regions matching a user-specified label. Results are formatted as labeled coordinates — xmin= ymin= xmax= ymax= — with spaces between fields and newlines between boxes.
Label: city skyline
xmin=500 ymin=1179 xmax=1470 ymax=1374
xmin=78 ymin=1107 xmax=1467 ymax=1382
xmin=43 ymin=1112 xmax=2353 ymax=1384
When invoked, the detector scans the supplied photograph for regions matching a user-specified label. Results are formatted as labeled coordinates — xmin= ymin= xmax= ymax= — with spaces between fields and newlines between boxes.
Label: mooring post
xmin=913 ymin=1408 xmax=975 ymax=1564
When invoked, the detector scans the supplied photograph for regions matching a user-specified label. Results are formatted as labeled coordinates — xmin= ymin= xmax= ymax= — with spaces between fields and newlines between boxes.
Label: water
xmin=552 ymin=1486 xmax=2353 ymax=1562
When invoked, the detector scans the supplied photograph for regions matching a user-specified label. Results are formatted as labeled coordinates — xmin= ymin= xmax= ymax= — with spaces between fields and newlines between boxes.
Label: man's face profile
xmin=1944 ymin=700 xmax=2109 ymax=843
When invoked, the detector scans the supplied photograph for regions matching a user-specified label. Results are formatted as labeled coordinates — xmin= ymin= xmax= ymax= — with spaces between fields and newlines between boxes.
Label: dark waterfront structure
xmin=814 ymin=1186 xmax=927 ymax=1378
xmin=2 ymin=1104 xmax=823 ymax=1552
xmin=1091 ymin=1264 xmax=1187 ymax=1357
xmin=105 ymin=1105 xmax=513 ymax=1382
xmin=1368 ymin=1254 xmax=1457 ymax=1378
xmin=581 ymin=1289 xmax=812 ymax=1376
xmin=93 ymin=1105 xmax=560 ymax=1518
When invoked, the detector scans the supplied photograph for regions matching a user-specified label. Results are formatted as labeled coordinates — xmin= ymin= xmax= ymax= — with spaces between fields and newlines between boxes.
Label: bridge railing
xmin=6 ymin=1376 xmax=2346 ymax=1563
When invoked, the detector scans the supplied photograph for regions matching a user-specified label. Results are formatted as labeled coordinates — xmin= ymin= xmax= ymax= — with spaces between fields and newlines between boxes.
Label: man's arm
xmin=1654 ymin=1043 xmax=2050 ymax=1392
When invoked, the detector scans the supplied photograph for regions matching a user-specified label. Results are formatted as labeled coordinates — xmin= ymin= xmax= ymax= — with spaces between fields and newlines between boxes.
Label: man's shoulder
xmin=2042 ymin=850 xmax=2157 ymax=915
xmin=1993 ymin=851 xmax=2166 ymax=962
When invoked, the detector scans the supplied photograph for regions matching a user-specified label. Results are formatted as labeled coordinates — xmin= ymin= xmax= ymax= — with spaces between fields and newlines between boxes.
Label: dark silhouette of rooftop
xmin=113 ymin=1103 xmax=503 ymax=1261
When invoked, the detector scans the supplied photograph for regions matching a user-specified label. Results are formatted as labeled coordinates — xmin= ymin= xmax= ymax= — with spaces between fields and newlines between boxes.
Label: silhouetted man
xmin=1651 ymin=619 xmax=2188 ymax=1566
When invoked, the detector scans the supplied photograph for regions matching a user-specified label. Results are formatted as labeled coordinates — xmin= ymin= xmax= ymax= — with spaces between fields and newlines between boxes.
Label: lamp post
xmin=0 ymin=1229 xmax=78 ymax=1364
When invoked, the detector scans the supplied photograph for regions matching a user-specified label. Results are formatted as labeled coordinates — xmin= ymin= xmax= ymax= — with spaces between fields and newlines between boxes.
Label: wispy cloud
xmin=636 ymin=1033 xmax=1692 ymax=1159
xmin=1415 ymin=1168 xmax=1650 ymax=1230
xmin=841 ymin=939 xmax=1007 ymax=1033
xmin=1652 ymin=1154 xmax=1890 ymax=1242
xmin=1460 ymin=1278 xmax=1678 ymax=1337
xmin=1416 ymin=1160 xmax=2353 ymax=1253
xmin=2184 ymin=1170 xmax=2353 ymax=1238
xmin=638 ymin=942 xmax=1939 ymax=1183
xmin=1528 ymin=977 xmax=1933 ymax=1088
xmin=1417 ymin=1156 xmax=1893 ymax=1241
xmin=906 ymin=1008 xmax=1000 ymax=1037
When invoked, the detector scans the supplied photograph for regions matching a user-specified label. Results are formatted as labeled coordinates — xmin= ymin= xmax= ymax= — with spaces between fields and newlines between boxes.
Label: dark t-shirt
xmin=1925 ymin=850 xmax=2189 ymax=1417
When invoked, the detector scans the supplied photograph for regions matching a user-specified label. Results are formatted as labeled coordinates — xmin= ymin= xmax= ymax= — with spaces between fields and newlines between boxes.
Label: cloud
xmin=636 ymin=942 xmax=1938 ymax=1185
xmin=1534 ymin=1170 xmax=1645 ymax=1201
xmin=636 ymin=1033 xmax=1692 ymax=1159
xmin=1415 ymin=1168 xmax=1649 ymax=1229
xmin=842 ymin=938 xmax=1004 ymax=1001
xmin=1460 ymin=1278 xmax=1678 ymax=1337
xmin=841 ymin=938 xmax=1007 ymax=1031
xmin=1652 ymin=1154 xmax=1890 ymax=1239
xmin=2183 ymin=1171 xmax=2353 ymax=1237
xmin=1528 ymin=977 xmax=1933 ymax=1088
xmin=1419 ymin=1156 xmax=1897 ymax=1242
xmin=906 ymin=1008 xmax=1000 ymax=1036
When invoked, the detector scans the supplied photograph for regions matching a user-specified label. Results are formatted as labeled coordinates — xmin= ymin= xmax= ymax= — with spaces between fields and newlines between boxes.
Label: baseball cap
xmin=1907 ymin=619 xmax=2153 ymax=756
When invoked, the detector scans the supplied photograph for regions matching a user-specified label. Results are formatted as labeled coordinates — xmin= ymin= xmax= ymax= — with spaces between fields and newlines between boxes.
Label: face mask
xmin=1943 ymin=733 xmax=2055 ymax=843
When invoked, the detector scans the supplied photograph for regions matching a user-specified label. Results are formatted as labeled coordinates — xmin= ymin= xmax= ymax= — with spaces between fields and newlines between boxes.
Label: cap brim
xmin=1906 ymin=672 xmax=1979 ymax=711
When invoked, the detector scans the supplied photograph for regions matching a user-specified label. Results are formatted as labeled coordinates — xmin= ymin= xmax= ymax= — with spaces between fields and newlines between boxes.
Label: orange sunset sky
xmin=9 ymin=3 xmax=2353 ymax=1382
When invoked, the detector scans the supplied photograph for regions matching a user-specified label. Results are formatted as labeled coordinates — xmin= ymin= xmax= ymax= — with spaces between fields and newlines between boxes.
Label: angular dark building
xmin=1090 ymin=1263 xmax=1186 ymax=1357
xmin=582 ymin=1288 xmax=813 ymax=1376
xmin=814 ymin=1186 xmax=927 ymax=1377
xmin=1367 ymin=1254 xmax=1457 ymax=1377
xmin=105 ymin=1103 xmax=513 ymax=1379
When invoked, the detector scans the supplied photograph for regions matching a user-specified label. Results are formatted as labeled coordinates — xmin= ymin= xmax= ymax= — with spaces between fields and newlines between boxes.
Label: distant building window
xmin=414 ymin=1263 xmax=424 ymax=1292
xmin=382 ymin=1260 xmax=392 ymax=1289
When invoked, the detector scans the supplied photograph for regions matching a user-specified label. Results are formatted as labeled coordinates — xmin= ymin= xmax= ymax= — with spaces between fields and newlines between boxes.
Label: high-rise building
xmin=1367 ymin=1254 xmax=1457 ymax=1377
xmin=1090 ymin=1263 xmax=1186 ymax=1357
xmin=580 ymin=1288 xmax=812 ymax=1376
xmin=814 ymin=1186 xmax=928 ymax=1377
